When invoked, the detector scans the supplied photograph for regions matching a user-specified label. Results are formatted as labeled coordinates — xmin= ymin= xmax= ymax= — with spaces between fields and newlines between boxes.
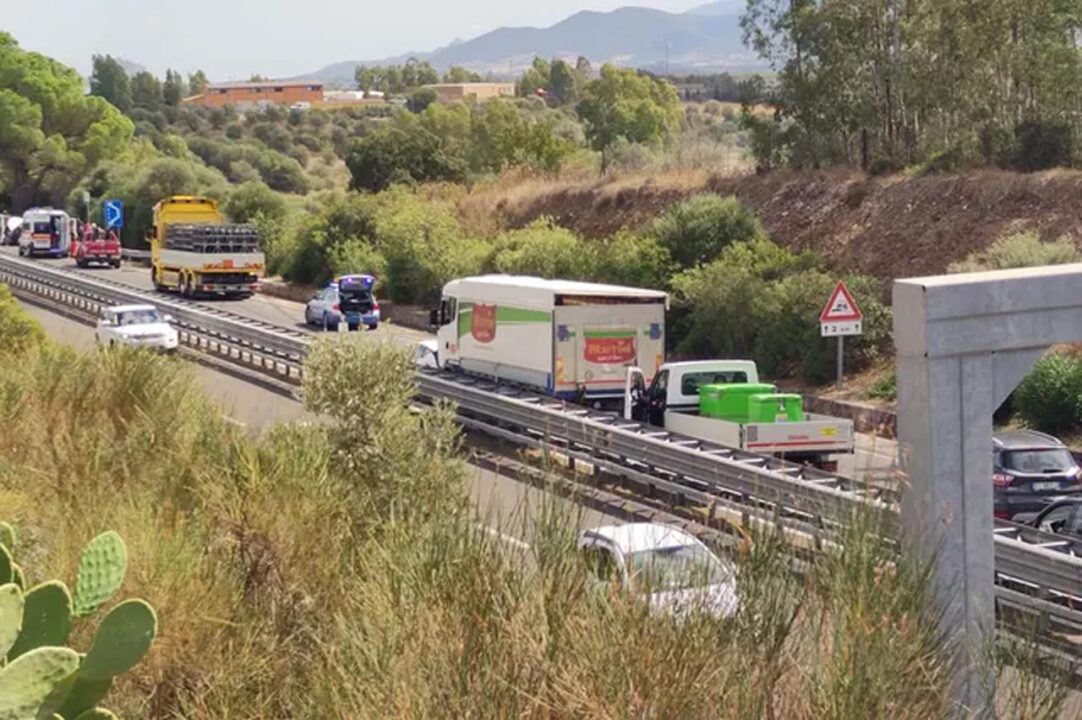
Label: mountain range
xmin=301 ymin=2 xmax=761 ymax=88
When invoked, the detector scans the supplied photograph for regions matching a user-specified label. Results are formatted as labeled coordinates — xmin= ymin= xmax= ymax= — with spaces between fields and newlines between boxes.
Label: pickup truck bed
xmin=664 ymin=410 xmax=854 ymax=458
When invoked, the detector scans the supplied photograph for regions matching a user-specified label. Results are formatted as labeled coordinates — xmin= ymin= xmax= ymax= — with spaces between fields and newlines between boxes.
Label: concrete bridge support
xmin=894 ymin=264 xmax=1082 ymax=716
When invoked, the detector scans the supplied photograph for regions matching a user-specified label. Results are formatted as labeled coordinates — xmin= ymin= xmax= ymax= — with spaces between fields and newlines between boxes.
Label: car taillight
xmin=993 ymin=472 xmax=1014 ymax=487
xmin=332 ymin=303 xmax=340 ymax=312
xmin=372 ymin=300 xmax=380 ymax=311
xmin=994 ymin=511 xmax=1011 ymax=520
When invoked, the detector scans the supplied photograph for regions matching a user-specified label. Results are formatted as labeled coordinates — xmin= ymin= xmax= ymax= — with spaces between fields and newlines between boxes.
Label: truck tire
xmin=76 ymin=258 xmax=87 ymax=269
xmin=111 ymin=259 xmax=121 ymax=269
xmin=151 ymin=266 xmax=165 ymax=292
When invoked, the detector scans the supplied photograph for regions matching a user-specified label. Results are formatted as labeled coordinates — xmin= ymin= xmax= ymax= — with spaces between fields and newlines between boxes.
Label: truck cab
xmin=625 ymin=360 xmax=853 ymax=470
xmin=626 ymin=361 xmax=760 ymax=426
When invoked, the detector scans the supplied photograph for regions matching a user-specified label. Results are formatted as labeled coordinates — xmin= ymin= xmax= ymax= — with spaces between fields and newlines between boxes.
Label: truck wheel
xmin=151 ymin=267 xmax=165 ymax=292
xmin=111 ymin=260 xmax=121 ymax=269
xmin=76 ymin=258 xmax=87 ymax=269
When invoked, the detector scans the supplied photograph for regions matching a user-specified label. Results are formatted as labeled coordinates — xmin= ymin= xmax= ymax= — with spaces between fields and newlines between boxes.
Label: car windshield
xmin=117 ymin=309 xmax=162 ymax=326
xmin=625 ymin=544 xmax=728 ymax=591
xmin=1002 ymin=448 xmax=1076 ymax=474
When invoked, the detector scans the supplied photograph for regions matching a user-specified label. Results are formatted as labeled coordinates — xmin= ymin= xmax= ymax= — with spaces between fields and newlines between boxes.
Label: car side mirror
xmin=429 ymin=308 xmax=440 ymax=327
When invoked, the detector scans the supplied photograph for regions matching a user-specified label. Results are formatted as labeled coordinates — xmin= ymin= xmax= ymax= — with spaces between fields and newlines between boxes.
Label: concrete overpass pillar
xmin=893 ymin=264 xmax=1082 ymax=717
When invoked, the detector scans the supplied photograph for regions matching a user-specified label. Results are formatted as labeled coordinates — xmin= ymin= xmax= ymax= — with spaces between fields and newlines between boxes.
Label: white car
xmin=579 ymin=523 xmax=739 ymax=618
xmin=96 ymin=304 xmax=179 ymax=352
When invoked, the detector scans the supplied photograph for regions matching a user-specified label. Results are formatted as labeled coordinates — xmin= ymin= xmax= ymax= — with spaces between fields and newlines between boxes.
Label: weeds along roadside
xmin=0 ymin=293 xmax=1067 ymax=719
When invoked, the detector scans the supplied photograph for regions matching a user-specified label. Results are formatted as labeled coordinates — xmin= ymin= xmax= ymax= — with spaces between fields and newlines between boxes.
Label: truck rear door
xmin=576 ymin=326 xmax=640 ymax=394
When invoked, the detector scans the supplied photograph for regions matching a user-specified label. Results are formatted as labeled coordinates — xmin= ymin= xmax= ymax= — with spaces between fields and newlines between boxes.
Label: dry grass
xmin=0 ymin=299 xmax=1071 ymax=719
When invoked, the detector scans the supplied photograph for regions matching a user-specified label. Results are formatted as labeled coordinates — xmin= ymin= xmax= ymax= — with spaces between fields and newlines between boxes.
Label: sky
xmin=3 ymin=0 xmax=713 ymax=80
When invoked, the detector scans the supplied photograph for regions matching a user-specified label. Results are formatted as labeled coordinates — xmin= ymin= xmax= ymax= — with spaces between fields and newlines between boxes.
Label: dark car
xmin=994 ymin=430 xmax=1082 ymax=520
xmin=1013 ymin=498 xmax=1082 ymax=538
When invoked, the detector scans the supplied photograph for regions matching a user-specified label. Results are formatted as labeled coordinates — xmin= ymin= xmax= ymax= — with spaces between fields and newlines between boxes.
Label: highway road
xmin=12 ymin=267 xmax=1082 ymax=717
xmin=18 ymin=300 xmax=618 ymax=541
xmin=1 ymin=248 xmax=899 ymax=481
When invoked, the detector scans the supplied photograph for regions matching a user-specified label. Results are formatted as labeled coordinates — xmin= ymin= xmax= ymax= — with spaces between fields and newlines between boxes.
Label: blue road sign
xmin=103 ymin=200 xmax=124 ymax=229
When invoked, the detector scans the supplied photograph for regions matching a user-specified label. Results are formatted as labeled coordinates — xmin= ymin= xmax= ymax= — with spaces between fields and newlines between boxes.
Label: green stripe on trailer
xmin=583 ymin=329 xmax=637 ymax=339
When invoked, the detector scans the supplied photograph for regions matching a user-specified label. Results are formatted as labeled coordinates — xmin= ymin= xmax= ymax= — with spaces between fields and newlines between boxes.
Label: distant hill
xmin=302 ymin=5 xmax=761 ymax=89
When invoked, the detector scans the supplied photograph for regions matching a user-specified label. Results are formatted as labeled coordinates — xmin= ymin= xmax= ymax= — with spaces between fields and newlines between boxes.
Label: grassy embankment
xmin=1 ymin=285 xmax=1073 ymax=718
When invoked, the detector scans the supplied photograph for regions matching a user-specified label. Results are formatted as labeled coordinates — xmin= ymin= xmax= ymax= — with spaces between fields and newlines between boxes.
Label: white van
xmin=18 ymin=208 xmax=71 ymax=258
xmin=430 ymin=275 xmax=668 ymax=404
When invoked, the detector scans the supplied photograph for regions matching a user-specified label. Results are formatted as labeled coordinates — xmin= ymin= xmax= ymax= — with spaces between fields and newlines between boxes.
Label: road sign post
xmin=820 ymin=281 xmax=863 ymax=389
xmin=103 ymin=200 xmax=124 ymax=230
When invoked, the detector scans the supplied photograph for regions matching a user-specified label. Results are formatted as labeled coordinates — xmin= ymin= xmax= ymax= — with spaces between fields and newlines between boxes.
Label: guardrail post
xmin=894 ymin=264 xmax=1082 ymax=717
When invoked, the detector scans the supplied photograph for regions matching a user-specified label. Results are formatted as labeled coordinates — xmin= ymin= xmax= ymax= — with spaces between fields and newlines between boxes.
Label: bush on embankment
xmin=13 ymin=292 xmax=1065 ymax=716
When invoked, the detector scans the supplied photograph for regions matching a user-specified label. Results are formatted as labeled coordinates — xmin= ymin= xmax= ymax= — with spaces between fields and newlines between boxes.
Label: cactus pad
xmin=0 ymin=585 xmax=23 ymax=659
xmin=55 ymin=677 xmax=111 ymax=720
xmin=74 ymin=532 xmax=127 ymax=617
xmin=75 ymin=710 xmax=119 ymax=720
xmin=10 ymin=566 xmax=24 ymax=592
xmin=8 ymin=581 xmax=73 ymax=660
xmin=0 ymin=646 xmax=80 ymax=720
xmin=81 ymin=599 xmax=157 ymax=682
xmin=0 ymin=523 xmax=14 ymax=552
xmin=0 ymin=546 xmax=11 ymax=586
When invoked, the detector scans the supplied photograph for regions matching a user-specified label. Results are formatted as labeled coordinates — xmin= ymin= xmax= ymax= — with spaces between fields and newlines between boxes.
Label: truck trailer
xmin=149 ymin=196 xmax=264 ymax=298
xmin=430 ymin=275 xmax=668 ymax=404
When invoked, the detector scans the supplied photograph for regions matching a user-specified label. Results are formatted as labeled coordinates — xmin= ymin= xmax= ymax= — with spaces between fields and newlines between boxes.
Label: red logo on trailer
xmin=471 ymin=304 xmax=497 ymax=343
xmin=584 ymin=336 xmax=637 ymax=364
xmin=820 ymin=281 xmax=863 ymax=322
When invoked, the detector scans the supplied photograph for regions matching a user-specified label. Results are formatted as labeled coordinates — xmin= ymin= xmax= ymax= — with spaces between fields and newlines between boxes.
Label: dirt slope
xmin=484 ymin=168 xmax=1082 ymax=280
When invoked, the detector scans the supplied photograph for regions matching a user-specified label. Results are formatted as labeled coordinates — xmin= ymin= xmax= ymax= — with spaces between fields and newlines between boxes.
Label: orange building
xmin=182 ymin=80 xmax=324 ymax=108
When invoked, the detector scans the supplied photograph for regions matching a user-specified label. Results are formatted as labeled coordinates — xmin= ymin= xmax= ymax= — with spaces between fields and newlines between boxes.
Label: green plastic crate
xmin=699 ymin=383 xmax=777 ymax=421
xmin=747 ymin=393 xmax=804 ymax=423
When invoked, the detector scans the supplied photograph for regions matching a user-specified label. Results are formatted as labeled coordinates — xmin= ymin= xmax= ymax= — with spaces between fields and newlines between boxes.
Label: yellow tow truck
xmin=148 ymin=196 xmax=264 ymax=299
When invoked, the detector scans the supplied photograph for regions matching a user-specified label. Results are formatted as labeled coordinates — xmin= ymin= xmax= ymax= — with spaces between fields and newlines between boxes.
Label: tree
xmin=442 ymin=66 xmax=482 ymax=83
xmin=576 ymin=64 xmax=682 ymax=157
xmin=1 ymin=37 xmax=133 ymax=210
xmin=401 ymin=58 xmax=438 ymax=90
xmin=355 ymin=65 xmax=382 ymax=93
xmin=188 ymin=69 xmax=209 ymax=94
xmin=346 ymin=120 xmax=466 ymax=192
xmin=550 ymin=59 xmax=583 ymax=105
xmin=90 ymin=55 xmax=132 ymax=113
xmin=131 ymin=71 xmax=163 ymax=110
xmin=224 ymin=180 xmax=287 ymax=223
xmin=162 ymin=69 xmax=186 ymax=106
xmin=408 ymin=87 xmax=438 ymax=113
xmin=651 ymin=194 xmax=767 ymax=268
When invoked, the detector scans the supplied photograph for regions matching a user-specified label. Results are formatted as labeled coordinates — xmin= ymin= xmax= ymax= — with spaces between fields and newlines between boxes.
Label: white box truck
xmin=429 ymin=275 xmax=668 ymax=405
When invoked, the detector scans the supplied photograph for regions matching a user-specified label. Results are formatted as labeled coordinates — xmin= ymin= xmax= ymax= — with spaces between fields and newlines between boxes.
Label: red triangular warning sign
xmin=820 ymin=281 xmax=862 ymax=322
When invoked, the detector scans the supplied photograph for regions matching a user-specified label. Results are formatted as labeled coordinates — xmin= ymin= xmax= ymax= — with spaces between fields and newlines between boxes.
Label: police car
xmin=304 ymin=274 xmax=381 ymax=332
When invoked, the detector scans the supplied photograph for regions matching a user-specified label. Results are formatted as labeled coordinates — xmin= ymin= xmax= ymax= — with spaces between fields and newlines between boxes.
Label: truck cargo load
xmin=149 ymin=196 xmax=265 ymax=298
xmin=430 ymin=275 xmax=668 ymax=404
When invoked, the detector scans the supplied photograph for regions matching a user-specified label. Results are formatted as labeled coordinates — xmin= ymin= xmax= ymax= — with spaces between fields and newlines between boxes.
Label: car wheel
xmin=348 ymin=323 xmax=359 ymax=332
xmin=323 ymin=313 xmax=339 ymax=332
xmin=366 ymin=324 xmax=378 ymax=331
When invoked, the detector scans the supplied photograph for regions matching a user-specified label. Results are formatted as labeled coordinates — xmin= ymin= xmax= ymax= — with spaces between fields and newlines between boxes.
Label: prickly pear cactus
xmin=82 ymin=599 xmax=157 ymax=682
xmin=55 ymin=678 xmax=111 ymax=720
xmin=8 ymin=581 xmax=73 ymax=660
xmin=0 ymin=523 xmax=157 ymax=720
xmin=74 ymin=711 xmax=118 ymax=720
xmin=0 ymin=546 xmax=11 ymax=586
xmin=0 ymin=647 xmax=80 ymax=720
xmin=73 ymin=532 xmax=127 ymax=618
xmin=0 ymin=585 xmax=23 ymax=659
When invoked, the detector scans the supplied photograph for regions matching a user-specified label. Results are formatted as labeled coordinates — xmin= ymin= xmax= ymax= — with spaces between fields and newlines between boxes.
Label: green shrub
xmin=1015 ymin=353 xmax=1082 ymax=435
xmin=327 ymin=239 xmax=387 ymax=282
xmin=948 ymin=231 xmax=1081 ymax=273
xmin=224 ymin=181 xmax=287 ymax=224
xmin=652 ymin=194 xmax=766 ymax=269
xmin=869 ymin=372 xmax=897 ymax=401
xmin=0 ymin=285 xmax=47 ymax=357
xmin=593 ymin=231 xmax=674 ymax=289
xmin=489 ymin=219 xmax=594 ymax=280
xmin=1014 ymin=120 xmax=1073 ymax=171
xmin=253 ymin=150 xmax=309 ymax=194
xmin=223 ymin=122 xmax=243 ymax=140
xmin=671 ymin=239 xmax=891 ymax=383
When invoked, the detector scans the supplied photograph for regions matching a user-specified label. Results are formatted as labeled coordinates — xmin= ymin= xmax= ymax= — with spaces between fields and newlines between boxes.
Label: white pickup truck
xmin=624 ymin=360 xmax=854 ymax=471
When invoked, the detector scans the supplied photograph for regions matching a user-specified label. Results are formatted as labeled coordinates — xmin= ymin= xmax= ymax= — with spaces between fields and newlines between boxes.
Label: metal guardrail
xmin=2 ymin=252 xmax=1081 ymax=662
xmin=0 ymin=254 xmax=306 ymax=383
